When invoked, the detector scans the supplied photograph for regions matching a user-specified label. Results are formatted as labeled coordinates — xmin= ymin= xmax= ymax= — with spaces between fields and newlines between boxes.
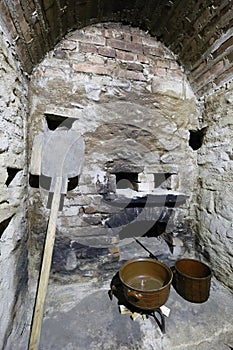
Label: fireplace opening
xmin=189 ymin=127 xmax=207 ymax=150
xmin=0 ymin=214 xmax=15 ymax=238
xmin=115 ymin=172 xmax=139 ymax=191
xmin=29 ymin=174 xmax=51 ymax=189
xmin=118 ymin=220 xmax=167 ymax=240
xmin=45 ymin=113 xmax=76 ymax=130
xmin=29 ymin=174 xmax=80 ymax=191
xmin=5 ymin=167 xmax=22 ymax=187
xmin=154 ymin=173 xmax=174 ymax=190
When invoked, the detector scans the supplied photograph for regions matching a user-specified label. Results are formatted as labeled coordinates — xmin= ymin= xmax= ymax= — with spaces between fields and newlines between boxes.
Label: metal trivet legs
xmin=108 ymin=272 xmax=168 ymax=334
xmin=117 ymin=304 xmax=166 ymax=334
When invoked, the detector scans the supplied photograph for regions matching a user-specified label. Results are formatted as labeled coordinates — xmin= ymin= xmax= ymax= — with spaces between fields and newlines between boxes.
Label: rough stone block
xmin=152 ymin=76 xmax=194 ymax=99
xmin=44 ymin=68 xmax=66 ymax=78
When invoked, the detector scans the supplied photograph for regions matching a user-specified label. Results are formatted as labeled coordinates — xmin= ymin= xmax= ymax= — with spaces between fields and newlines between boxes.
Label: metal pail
xmin=173 ymin=258 xmax=211 ymax=303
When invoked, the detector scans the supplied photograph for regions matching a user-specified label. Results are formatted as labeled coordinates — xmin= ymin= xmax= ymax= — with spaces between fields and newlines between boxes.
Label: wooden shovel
xmin=28 ymin=128 xmax=84 ymax=350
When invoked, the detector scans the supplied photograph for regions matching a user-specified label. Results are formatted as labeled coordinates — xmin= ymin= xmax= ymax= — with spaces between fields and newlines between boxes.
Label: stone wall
xmin=0 ymin=25 xmax=28 ymax=349
xmin=196 ymin=80 xmax=233 ymax=290
xmin=0 ymin=8 xmax=232 ymax=348
xmin=28 ymin=23 xmax=200 ymax=282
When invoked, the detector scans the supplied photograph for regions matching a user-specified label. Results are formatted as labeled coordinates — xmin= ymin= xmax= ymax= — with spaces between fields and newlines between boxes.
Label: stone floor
xmin=14 ymin=234 xmax=233 ymax=350
xmin=24 ymin=273 xmax=233 ymax=350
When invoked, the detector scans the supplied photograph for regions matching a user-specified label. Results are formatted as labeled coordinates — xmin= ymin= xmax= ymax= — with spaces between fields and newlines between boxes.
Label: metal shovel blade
xmin=41 ymin=128 xmax=85 ymax=191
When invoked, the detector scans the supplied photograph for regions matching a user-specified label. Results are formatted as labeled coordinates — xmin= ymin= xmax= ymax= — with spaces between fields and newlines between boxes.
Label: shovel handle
xmin=28 ymin=176 xmax=62 ymax=350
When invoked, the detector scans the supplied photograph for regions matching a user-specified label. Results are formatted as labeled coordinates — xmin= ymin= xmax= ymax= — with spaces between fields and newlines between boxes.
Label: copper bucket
xmin=119 ymin=258 xmax=173 ymax=310
xmin=173 ymin=258 xmax=211 ymax=303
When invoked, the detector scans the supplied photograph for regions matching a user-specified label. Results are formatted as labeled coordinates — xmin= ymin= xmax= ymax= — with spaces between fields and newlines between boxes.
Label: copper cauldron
xmin=173 ymin=258 xmax=212 ymax=303
xmin=119 ymin=258 xmax=173 ymax=311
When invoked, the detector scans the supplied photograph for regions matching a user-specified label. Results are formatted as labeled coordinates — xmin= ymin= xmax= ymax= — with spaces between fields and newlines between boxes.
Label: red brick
xmin=0 ymin=1 xmax=10 ymax=18
xmin=84 ymin=26 xmax=105 ymax=36
xmin=117 ymin=69 xmax=146 ymax=81
xmin=116 ymin=50 xmax=137 ymax=61
xmin=107 ymin=38 xmax=143 ymax=54
xmin=191 ymin=61 xmax=207 ymax=77
xmin=225 ymin=50 xmax=233 ymax=63
xmin=98 ymin=47 xmax=116 ymax=58
xmin=14 ymin=3 xmax=32 ymax=43
xmin=20 ymin=20 xmax=32 ymax=43
xmin=212 ymin=35 xmax=233 ymax=59
xmin=120 ymin=62 xmax=144 ymax=72
xmin=73 ymin=63 xmax=111 ymax=75
xmin=104 ymin=28 xmax=123 ymax=39
xmin=196 ymin=82 xmax=213 ymax=96
xmin=209 ymin=60 xmax=224 ymax=76
xmin=17 ymin=40 xmax=32 ymax=67
xmin=137 ymin=54 xmax=154 ymax=64
xmin=72 ymin=32 xmax=106 ymax=46
xmin=196 ymin=70 xmax=212 ymax=84
xmin=79 ymin=42 xmax=97 ymax=54
xmin=0 ymin=2 xmax=18 ymax=38
xmin=143 ymin=46 xmax=164 ymax=57
xmin=86 ymin=55 xmax=105 ymax=65
xmin=214 ymin=66 xmax=233 ymax=85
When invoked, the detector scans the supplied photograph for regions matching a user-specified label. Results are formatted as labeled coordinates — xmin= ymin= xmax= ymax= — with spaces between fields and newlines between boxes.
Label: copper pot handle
xmin=127 ymin=289 xmax=143 ymax=302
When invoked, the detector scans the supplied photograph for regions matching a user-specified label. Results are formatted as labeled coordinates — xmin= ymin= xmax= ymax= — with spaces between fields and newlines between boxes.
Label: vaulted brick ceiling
xmin=0 ymin=0 xmax=232 ymax=94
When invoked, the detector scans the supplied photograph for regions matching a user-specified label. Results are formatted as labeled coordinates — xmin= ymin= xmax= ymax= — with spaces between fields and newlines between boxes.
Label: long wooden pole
xmin=28 ymin=176 xmax=62 ymax=350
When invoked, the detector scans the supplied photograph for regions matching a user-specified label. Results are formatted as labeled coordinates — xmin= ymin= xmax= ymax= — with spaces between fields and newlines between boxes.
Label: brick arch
xmin=0 ymin=0 xmax=232 ymax=97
